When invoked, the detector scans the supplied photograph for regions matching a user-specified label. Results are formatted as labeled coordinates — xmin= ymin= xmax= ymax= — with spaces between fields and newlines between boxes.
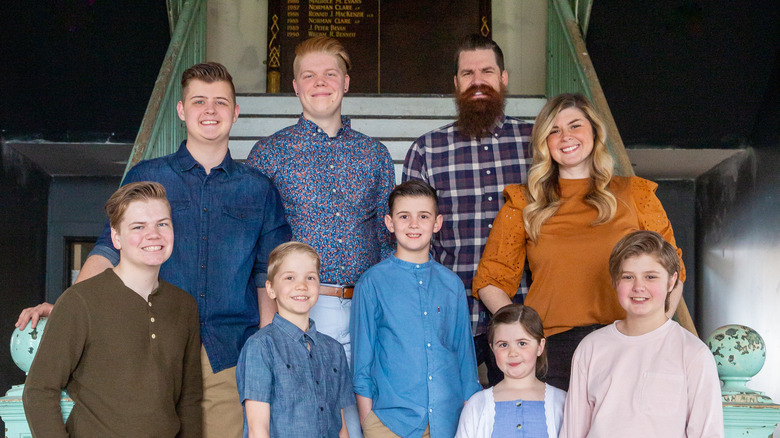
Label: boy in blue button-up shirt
xmin=237 ymin=242 xmax=354 ymax=438
xmin=351 ymin=180 xmax=481 ymax=438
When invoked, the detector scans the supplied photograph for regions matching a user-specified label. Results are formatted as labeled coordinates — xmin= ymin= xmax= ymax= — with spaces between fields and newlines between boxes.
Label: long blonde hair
xmin=524 ymin=93 xmax=616 ymax=241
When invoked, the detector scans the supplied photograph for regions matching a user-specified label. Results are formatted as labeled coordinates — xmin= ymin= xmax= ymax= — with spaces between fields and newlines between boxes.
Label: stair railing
xmin=124 ymin=0 xmax=206 ymax=177
xmin=546 ymin=0 xmax=697 ymax=336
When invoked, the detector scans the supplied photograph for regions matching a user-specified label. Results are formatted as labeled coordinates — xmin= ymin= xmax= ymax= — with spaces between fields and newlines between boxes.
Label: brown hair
xmin=293 ymin=36 xmax=351 ymax=77
xmin=609 ymin=231 xmax=681 ymax=311
xmin=524 ymin=93 xmax=616 ymax=242
xmin=388 ymin=180 xmax=439 ymax=216
xmin=105 ymin=181 xmax=170 ymax=230
xmin=267 ymin=242 xmax=322 ymax=285
xmin=454 ymin=33 xmax=505 ymax=74
xmin=181 ymin=62 xmax=236 ymax=101
xmin=488 ymin=304 xmax=548 ymax=379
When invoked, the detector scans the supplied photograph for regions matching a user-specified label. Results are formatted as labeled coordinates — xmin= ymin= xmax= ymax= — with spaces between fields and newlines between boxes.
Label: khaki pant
xmin=201 ymin=346 xmax=243 ymax=438
xmin=362 ymin=411 xmax=430 ymax=438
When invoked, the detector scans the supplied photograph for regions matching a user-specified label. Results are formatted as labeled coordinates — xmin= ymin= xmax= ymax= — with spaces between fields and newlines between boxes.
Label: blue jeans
xmin=310 ymin=295 xmax=363 ymax=438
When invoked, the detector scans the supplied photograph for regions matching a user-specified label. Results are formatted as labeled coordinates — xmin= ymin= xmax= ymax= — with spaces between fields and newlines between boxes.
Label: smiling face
xmin=454 ymin=48 xmax=508 ymax=97
xmin=615 ymin=254 xmax=678 ymax=323
xmin=384 ymin=195 xmax=443 ymax=264
xmin=491 ymin=322 xmax=545 ymax=382
xmin=176 ymin=79 xmax=239 ymax=147
xmin=293 ymin=52 xmax=349 ymax=125
xmin=266 ymin=251 xmax=320 ymax=321
xmin=111 ymin=199 xmax=173 ymax=271
xmin=546 ymin=107 xmax=595 ymax=179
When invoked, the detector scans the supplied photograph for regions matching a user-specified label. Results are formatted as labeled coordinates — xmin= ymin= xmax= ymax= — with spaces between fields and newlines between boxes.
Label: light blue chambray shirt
xmin=236 ymin=314 xmax=354 ymax=438
xmin=351 ymin=254 xmax=481 ymax=438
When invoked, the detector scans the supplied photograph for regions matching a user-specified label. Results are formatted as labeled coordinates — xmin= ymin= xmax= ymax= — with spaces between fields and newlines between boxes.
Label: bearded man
xmin=402 ymin=34 xmax=533 ymax=386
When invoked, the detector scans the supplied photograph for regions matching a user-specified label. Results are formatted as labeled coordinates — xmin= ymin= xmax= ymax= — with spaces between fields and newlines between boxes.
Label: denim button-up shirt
xmin=247 ymin=116 xmax=395 ymax=284
xmin=351 ymin=255 xmax=481 ymax=438
xmin=90 ymin=141 xmax=291 ymax=372
xmin=237 ymin=314 xmax=354 ymax=438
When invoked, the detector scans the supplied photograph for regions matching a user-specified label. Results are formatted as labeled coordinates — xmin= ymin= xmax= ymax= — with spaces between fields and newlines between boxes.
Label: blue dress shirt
xmin=247 ymin=116 xmax=395 ymax=285
xmin=90 ymin=141 xmax=291 ymax=372
xmin=236 ymin=314 xmax=355 ymax=438
xmin=351 ymin=254 xmax=481 ymax=438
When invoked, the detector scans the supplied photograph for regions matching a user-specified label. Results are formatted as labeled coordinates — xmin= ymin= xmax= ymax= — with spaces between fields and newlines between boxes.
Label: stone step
xmin=231 ymin=94 xmax=545 ymax=182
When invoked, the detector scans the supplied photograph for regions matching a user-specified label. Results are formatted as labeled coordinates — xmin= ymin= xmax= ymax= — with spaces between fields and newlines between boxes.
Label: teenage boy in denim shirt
xmin=16 ymin=62 xmax=291 ymax=438
xmin=351 ymin=180 xmax=481 ymax=438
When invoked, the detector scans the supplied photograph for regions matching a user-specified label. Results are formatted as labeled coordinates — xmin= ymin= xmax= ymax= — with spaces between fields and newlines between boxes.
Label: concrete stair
xmin=232 ymin=94 xmax=546 ymax=182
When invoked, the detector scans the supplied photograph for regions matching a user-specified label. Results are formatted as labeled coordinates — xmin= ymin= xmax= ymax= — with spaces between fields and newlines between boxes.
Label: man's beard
xmin=455 ymin=83 xmax=507 ymax=139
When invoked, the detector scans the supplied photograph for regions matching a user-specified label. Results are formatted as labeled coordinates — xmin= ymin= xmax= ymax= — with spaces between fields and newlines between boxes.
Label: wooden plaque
xmin=267 ymin=0 xmax=491 ymax=94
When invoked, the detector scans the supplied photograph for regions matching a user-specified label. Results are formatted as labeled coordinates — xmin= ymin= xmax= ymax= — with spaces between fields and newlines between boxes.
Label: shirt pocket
xmin=222 ymin=206 xmax=263 ymax=223
xmin=638 ymin=371 xmax=684 ymax=416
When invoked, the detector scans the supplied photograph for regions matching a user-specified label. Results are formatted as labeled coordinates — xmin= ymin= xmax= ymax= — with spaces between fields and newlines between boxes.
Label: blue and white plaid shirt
xmin=402 ymin=115 xmax=533 ymax=336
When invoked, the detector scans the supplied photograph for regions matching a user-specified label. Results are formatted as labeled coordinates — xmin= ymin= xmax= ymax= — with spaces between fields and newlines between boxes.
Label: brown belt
xmin=319 ymin=284 xmax=354 ymax=299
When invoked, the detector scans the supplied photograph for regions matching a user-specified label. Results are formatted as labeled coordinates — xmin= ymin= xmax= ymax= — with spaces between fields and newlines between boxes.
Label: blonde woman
xmin=472 ymin=93 xmax=685 ymax=390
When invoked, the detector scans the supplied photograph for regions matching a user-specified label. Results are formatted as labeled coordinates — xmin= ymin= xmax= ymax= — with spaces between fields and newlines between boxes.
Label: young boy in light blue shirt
xmin=237 ymin=242 xmax=354 ymax=438
xmin=351 ymin=180 xmax=481 ymax=438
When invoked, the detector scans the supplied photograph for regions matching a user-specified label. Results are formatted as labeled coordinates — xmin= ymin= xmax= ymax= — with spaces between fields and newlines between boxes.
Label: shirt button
xmin=203 ymin=207 xmax=208 ymax=212
xmin=151 ymin=334 xmax=156 ymax=339
xmin=486 ymin=170 xmax=492 ymax=175
xmin=484 ymin=146 xmax=489 ymax=150
xmin=428 ymin=376 xmax=432 ymax=380
xmin=424 ymin=311 xmax=427 ymax=316
xmin=329 ymin=165 xmax=335 ymax=169
xmin=427 ymin=343 xmax=431 ymax=348
xmin=488 ymin=224 xmax=493 ymax=229
xmin=517 ymin=424 xmax=522 ymax=430
xmin=337 ymin=239 xmax=343 ymax=243
xmin=332 ymin=189 xmax=337 ymax=193
xmin=516 ymin=401 xmax=522 ymax=407
xmin=429 ymin=408 xmax=433 ymax=413
xmin=202 ymin=236 xmax=207 ymax=240
xmin=335 ymin=212 xmax=341 ymax=217
xmin=201 ymin=265 xmax=206 ymax=269
xmin=200 ymin=293 xmax=205 ymax=297
xmin=488 ymin=196 xmax=493 ymax=201
xmin=148 ymin=302 xmax=152 ymax=307
xmin=150 ymin=317 xmax=155 ymax=323
xmin=418 ymin=280 xmax=423 ymax=285
xmin=416 ymin=264 xmax=420 ymax=268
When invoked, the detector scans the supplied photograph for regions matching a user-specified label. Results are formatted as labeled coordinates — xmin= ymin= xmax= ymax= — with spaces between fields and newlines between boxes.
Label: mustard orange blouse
xmin=472 ymin=176 xmax=685 ymax=337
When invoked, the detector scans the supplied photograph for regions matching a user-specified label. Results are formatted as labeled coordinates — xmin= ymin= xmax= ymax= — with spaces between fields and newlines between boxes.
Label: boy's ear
xmin=110 ymin=228 xmax=121 ymax=250
xmin=433 ymin=214 xmax=443 ymax=233
xmin=176 ymin=100 xmax=185 ymax=121
xmin=668 ymin=272 xmax=679 ymax=291
xmin=384 ymin=214 xmax=395 ymax=233
xmin=265 ymin=280 xmax=276 ymax=300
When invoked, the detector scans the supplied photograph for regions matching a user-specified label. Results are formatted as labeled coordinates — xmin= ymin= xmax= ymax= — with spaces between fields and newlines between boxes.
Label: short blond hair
xmin=293 ymin=36 xmax=351 ymax=77
xmin=267 ymin=242 xmax=321 ymax=285
xmin=105 ymin=182 xmax=170 ymax=230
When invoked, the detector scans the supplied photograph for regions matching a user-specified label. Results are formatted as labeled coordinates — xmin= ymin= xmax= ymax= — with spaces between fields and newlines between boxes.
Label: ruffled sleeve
xmin=630 ymin=177 xmax=687 ymax=282
xmin=472 ymin=184 xmax=530 ymax=299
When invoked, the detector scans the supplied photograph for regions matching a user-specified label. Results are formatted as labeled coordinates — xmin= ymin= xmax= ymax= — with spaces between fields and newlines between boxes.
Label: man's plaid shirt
xmin=402 ymin=115 xmax=533 ymax=336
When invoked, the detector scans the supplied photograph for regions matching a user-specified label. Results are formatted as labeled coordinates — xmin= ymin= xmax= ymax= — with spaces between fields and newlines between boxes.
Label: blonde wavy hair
xmin=524 ymin=93 xmax=616 ymax=241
